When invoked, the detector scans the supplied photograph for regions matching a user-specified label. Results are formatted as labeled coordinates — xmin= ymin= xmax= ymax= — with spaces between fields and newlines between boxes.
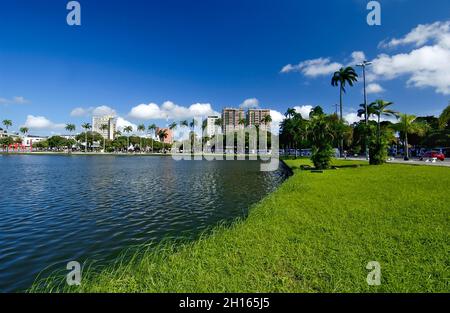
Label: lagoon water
xmin=0 ymin=155 xmax=289 ymax=292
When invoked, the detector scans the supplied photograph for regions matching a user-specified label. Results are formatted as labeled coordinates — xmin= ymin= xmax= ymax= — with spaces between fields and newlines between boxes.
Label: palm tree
xmin=19 ymin=127 xmax=29 ymax=136
xmin=148 ymin=124 xmax=157 ymax=152
xmin=81 ymin=123 xmax=91 ymax=152
xmin=238 ymin=118 xmax=247 ymax=127
xmin=331 ymin=66 xmax=358 ymax=155
xmin=65 ymin=124 xmax=76 ymax=154
xmin=285 ymin=108 xmax=296 ymax=119
xmin=180 ymin=120 xmax=189 ymax=128
xmin=18 ymin=127 xmax=28 ymax=152
xmin=357 ymin=103 xmax=376 ymax=121
xmin=169 ymin=122 xmax=177 ymax=131
xmin=2 ymin=119 xmax=12 ymax=132
xmin=123 ymin=126 xmax=133 ymax=152
xmin=395 ymin=114 xmax=425 ymax=160
xmin=262 ymin=115 xmax=272 ymax=130
xmin=189 ymin=119 xmax=197 ymax=131
xmin=369 ymin=100 xmax=399 ymax=143
xmin=137 ymin=124 xmax=145 ymax=153
xmin=158 ymin=129 xmax=168 ymax=152
xmin=100 ymin=124 xmax=109 ymax=152
xmin=65 ymin=123 xmax=76 ymax=133
xmin=214 ymin=118 xmax=222 ymax=127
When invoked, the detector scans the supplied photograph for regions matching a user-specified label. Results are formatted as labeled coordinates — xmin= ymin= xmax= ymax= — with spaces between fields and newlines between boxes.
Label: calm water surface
xmin=0 ymin=155 xmax=290 ymax=292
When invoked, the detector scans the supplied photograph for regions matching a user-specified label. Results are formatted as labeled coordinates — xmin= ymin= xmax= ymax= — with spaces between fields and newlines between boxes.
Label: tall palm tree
xmin=65 ymin=124 xmax=76 ymax=154
xmin=395 ymin=114 xmax=425 ymax=160
xmin=2 ymin=119 xmax=12 ymax=132
xmin=331 ymin=66 xmax=358 ymax=154
xmin=137 ymin=124 xmax=145 ymax=152
xmin=158 ymin=129 xmax=168 ymax=152
xmin=148 ymin=124 xmax=157 ymax=152
xmin=81 ymin=123 xmax=91 ymax=153
xmin=18 ymin=127 xmax=28 ymax=152
xmin=357 ymin=103 xmax=376 ymax=121
xmin=285 ymin=108 xmax=296 ymax=119
xmin=169 ymin=122 xmax=177 ymax=131
xmin=100 ymin=124 xmax=109 ymax=152
xmin=369 ymin=100 xmax=399 ymax=143
xmin=19 ymin=127 xmax=29 ymax=136
xmin=262 ymin=115 xmax=272 ymax=130
xmin=158 ymin=129 xmax=168 ymax=141
xmin=180 ymin=120 xmax=189 ymax=128
xmin=238 ymin=118 xmax=247 ymax=127
xmin=189 ymin=119 xmax=197 ymax=131
xmin=123 ymin=126 xmax=133 ymax=152
xmin=65 ymin=123 xmax=76 ymax=133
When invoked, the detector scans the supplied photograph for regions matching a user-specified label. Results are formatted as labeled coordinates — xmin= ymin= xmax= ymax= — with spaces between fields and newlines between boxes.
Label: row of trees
xmin=280 ymin=102 xmax=450 ymax=169
xmin=278 ymin=64 xmax=450 ymax=169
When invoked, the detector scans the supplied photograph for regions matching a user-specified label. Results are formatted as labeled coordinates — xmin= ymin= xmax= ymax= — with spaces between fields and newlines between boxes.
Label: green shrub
xmin=369 ymin=136 xmax=388 ymax=165
xmin=311 ymin=144 xmax=334 ymax=169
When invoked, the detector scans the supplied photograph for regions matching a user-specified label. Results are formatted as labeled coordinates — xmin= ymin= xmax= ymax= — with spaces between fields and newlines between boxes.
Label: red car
xmin=420 ymin=151 xmax=445 ymax=161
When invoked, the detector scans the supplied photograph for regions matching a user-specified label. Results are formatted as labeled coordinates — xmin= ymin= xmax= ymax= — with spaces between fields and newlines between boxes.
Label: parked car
xmin=420 ymin=151 xmax=445 ymax=161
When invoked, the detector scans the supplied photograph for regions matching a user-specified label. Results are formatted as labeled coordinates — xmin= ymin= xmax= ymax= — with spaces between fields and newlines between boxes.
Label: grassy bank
xmin=33 ymin=159 xmax=449 ymax=292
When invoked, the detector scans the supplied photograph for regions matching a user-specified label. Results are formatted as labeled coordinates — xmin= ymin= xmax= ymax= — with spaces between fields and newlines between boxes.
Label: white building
xmin=206 ymin=115 xmax=221 ymax=137
xmin=21 ymin=135 xmax=48 ymax=147
xmin=92 ymin=115 xmax=116 ymax=140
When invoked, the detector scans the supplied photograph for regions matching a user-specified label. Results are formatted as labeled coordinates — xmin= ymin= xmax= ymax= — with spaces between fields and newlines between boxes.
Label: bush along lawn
xmin=32 ymin=159 xmax=449 ymax=292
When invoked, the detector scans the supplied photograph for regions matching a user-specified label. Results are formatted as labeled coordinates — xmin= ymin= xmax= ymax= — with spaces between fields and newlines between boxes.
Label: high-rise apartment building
xmin=206 ymin=115 xmax=221 ymax=137
xmin=92 ymin=115 xmax=116 ymax=140
xmin=222 ymin=108 xmax=245 ymax=133
xmin=247 ymin=109 xmax=271 ymax=130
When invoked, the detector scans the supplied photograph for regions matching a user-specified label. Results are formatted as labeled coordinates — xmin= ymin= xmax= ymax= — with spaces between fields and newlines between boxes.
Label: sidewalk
xmin=345 ymin=157 xmax=450 ymax=167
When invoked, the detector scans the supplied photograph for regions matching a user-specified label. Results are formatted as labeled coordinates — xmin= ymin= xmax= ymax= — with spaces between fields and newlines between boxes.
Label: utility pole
xmin=357 ymin=61 xmax=372 ymax=161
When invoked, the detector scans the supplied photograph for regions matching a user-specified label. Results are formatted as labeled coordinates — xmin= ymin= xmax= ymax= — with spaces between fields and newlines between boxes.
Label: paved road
xmin=345 ymin=157 xmax=450 ymax=167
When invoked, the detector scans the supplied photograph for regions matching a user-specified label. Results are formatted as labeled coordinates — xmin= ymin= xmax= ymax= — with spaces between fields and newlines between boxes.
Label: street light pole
xmin=357 ymin=61 xmax=372 ymax=161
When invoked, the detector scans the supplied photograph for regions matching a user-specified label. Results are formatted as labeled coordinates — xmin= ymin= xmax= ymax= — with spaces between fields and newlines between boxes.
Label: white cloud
xmin=344 ymin=113 xmax=362 ymax=125
xmin=343 ymin=111 xmax=398 ymax=125
xmin=373 ymin=20 xmax=450 ymax=95
xmin=380 ymin=21 xmax=450 ymax=48
xmin=240 ymin=98 xmax=259 ymax=109
xmin=269 ymin=109 xmax=284 ymax=134
xmin=349 ymin=51 xmax=366 ymax=65
xmin=23 ymin=115 xmax=65 ymax=130
xmin=70 ymin=107 xmax=89 ymax=117
xmin=70 ymin=105 xmax=116 ymax=117
xmin=0 ymin=96 xmax=30 ymax=105
xmin=293 ymin=105 xmax=313 ymax=119
xmin=92 ymin=105 xmax=116 ymax=116
xmin=129 ymin=103 xmax=164 ymax=120
xmin=128 ymin=101 xmax=219 ymax=120
xmin=366 ymin=83 xmax=385 ymax=94
xmin=280 ymin=57 xmax=342 ymax=77
xmin=116 ymin=117 xmax=138 ymax=132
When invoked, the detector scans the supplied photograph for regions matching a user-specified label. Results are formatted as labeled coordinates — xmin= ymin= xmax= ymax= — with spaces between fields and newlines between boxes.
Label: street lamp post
xmin=357 ymin=61 xmax=372 ymax=161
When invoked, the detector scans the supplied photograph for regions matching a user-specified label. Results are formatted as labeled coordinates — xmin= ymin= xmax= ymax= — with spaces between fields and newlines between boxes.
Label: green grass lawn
xmin=33 ymin=159 xmax=449 ymax=292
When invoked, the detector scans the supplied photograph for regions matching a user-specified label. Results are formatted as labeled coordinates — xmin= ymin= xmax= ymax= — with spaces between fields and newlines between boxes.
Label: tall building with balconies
xmin=222 ymin=108 xmax=245 ymax=133
xmin=206 ymin=115 xmax=221 ymax=137
xmin=92 ymin=115 xmax=116 ymax=140
xmin=247 ymin=109 xmax=271 ymax=130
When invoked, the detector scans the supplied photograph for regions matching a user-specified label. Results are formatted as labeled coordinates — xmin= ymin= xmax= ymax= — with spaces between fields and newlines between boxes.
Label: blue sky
xmin=0 ymin=0 xmax=449 ymax=135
